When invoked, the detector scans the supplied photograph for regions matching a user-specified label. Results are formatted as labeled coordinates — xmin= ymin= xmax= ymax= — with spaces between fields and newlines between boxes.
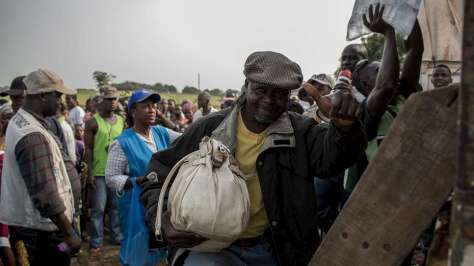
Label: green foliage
xmin=224 ymin=89 xmax=239 ymax=97
xmin=360 ymin=33 xmax=406 ymax=62
xmin=92 ymin=71 xmax=116 ymax=87
xmin=182 ymin=86 xmax=201 ymax=94
xmin=90 ymin=71 xmax=231 ymax=98
xmin=75 ymin=90 xmax=221 ymax=108
xmin=151 ymin=83 xmax=178 ymax=93
xmin=113 ymin=81 xmax=152 ymax=91
xmin=209 ymin=88 xmax=223 ymax=96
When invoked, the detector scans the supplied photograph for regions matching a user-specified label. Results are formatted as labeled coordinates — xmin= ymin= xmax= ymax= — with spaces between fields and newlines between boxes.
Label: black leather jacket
xmin=140 ymin=105 xmax=367 ymax=265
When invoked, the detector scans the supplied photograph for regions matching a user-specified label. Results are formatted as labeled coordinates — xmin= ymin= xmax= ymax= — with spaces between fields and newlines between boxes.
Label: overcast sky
xmin=0 ymin=0 xmax=358 ymax=91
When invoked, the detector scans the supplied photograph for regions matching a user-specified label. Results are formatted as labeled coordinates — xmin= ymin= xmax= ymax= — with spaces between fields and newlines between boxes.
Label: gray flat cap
xmin=244 ymin=51 xmax=303 ymax=90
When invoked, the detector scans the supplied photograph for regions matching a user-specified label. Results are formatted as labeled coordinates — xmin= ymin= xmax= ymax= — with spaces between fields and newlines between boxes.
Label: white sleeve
xmin=61 ymin=122 xmax=77 ymax=164
xmin=0 ymin=237 xmax=10 ymax=248
xmin=166 ymin=128 xmax=182 ymax=144
xmin=77 ymin=107 xmax=85 ymax=124
xmin=105 ymin=140 xmax=130 ymax=191
xmin=71 ymin=107 xmax=85 ymax=126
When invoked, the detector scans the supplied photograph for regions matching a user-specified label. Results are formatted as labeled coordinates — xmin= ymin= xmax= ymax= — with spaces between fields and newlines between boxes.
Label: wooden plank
xmin=310 ymin=85 xmax=459 ymax=266
xmin=450 ymin=1 xmax=474 ymax=265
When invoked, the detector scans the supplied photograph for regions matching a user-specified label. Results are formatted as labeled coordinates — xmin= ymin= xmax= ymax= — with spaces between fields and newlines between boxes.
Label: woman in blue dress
xmin=105 ymin=89 xmax=180 ymax=266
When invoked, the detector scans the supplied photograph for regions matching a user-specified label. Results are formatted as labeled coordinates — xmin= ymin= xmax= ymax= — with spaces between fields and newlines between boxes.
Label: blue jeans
xmin=89 ymin=176 xmax=121 ymax=248
xmin=183 ymin=238 xmax=277 ymax=266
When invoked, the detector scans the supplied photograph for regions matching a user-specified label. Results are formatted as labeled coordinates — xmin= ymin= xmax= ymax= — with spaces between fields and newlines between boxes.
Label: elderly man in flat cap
xmin=139 ymin=51 xmax=367 ymax=266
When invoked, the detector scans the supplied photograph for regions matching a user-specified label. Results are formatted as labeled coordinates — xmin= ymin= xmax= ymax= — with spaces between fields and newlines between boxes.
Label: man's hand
xmin=64 ymin=231 xmax=81 ymax=255
xmin=136 ymin=176 xmax=145 ymax=186
xmin=304 ymin=83 xmax=361 ymax=129
xmin=86 ymin=175 xmax=96 ymax=190
xmin=303 ymin=82 xmax=332 ymax=117
xmin=50 ymin=213 xmax=81 ymax=255
xmin=363 ymin=3 xmax=393 ymax=35
xmin=161 ymin=210 xmax=207 ymax=248
xmin=124 ymin=176 xmax=145 ymax=190
xmin=330 ymin=90 xmax=362 ymax=129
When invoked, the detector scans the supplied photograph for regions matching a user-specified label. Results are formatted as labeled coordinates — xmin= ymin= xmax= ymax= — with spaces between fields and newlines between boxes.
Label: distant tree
xmin=163 ymin=84 xmax=178 ymax=93
xmin=76 ymin=88 xmax=96 ymax=92
xmin=361 ymin=33 xmax=406 ymax=62
xmin=209 ymin=88 xmax=223 ymax=96
xmin=92 ymin=71 xmax=116 ymax=87
xmin=225 ymin=89 xmax=239 ymax=97
xmin=152 ymin=82 xmax=163 ymax=92
xmin=182 ymin=86 xmax=201 ymax=94
xmin=113 ymin=81 xmax=152 ymax=92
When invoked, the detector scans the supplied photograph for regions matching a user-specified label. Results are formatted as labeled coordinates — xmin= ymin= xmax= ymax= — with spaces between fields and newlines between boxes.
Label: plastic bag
xmin=347 ymin=0 xmax=422 ymax=40
xmin=117 ymin=178 xmax=166 ymax=266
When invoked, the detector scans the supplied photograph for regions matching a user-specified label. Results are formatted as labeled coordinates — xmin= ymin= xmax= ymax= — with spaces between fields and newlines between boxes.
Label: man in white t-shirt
xmin=66 ymin=94 xmax=85 ymax=126
xmin=192 ymin=92 xmax=217 ymax=122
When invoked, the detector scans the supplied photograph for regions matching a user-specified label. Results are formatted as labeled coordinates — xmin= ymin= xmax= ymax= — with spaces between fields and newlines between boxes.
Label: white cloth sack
xmin=156 ymin=137 xmax=250 ymax=252
xmin=347 ymin=0 xmax=422 ymax=40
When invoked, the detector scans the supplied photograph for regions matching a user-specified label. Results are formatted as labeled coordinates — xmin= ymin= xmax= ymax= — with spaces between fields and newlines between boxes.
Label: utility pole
xmin=450 ymin=0 xmax=474 ymax=265
xmin=198 ymin=73 xmax=201 ymax=90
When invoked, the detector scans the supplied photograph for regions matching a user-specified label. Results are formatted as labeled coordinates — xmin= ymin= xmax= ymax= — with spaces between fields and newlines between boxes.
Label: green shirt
xmin=92 ymin=113 xmax=124 ymax=176
xmin=345 ymin=95 xmax=405 ymax=192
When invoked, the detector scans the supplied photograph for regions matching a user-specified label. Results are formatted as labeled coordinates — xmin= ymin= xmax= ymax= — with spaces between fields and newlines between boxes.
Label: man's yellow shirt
xmin=235 ymin=112 xmax=269 ymax=239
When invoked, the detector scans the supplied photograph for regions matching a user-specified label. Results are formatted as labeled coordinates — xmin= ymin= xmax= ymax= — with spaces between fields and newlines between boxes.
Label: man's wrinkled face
xmin=431 ymin=67 xmax=452 ymax=88
xmin=245 ymin=81 xmax=290 ymax=124
xmin=341 ymin=47 xmax=364 ymax=72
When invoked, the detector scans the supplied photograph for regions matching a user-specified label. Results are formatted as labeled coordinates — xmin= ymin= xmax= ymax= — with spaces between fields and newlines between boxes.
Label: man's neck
xmin=241 ymin=107 xmax=269 ymax=134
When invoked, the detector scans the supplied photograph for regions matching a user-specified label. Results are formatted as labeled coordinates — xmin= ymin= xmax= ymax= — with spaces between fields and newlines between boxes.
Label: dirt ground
xmin=71 ymin=243 xmax=120 ymax=266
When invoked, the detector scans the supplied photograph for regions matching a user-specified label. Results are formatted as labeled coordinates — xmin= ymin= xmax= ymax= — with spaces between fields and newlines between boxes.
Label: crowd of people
xmin=0 ymin=4 xmax=456 ymax=266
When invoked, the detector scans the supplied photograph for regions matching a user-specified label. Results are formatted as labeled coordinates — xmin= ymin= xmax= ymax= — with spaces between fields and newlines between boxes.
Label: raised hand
xmin=363 ymin=3 xmax=393 ymax=35
xmin=303 ymin=82 xmax=361 ymax=129
xmin=329 ymin=90 xmax=362 ymax=128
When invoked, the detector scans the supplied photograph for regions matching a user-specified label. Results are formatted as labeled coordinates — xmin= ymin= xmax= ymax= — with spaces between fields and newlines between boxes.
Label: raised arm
xmin=364 ymin=3 xmax=400 ymax=118
xmin=399 ymin=20 xmax=424 ymax=97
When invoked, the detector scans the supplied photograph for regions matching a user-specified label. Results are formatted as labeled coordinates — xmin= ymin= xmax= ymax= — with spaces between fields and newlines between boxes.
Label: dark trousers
xmin=10 ymin=226 xmax=70 ymax=266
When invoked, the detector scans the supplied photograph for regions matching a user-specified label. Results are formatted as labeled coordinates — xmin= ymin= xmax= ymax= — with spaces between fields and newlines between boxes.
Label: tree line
xmin=92 ymin=71 xmax=238 ymax=96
